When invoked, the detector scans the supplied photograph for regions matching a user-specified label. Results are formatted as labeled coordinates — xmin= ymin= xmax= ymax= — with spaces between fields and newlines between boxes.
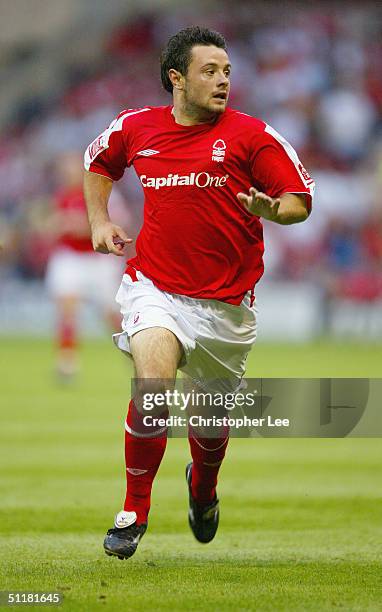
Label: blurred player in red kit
xmin=83 ymin=27 xmax=315 ymax=559
xmin=46 ymin=152 xmax=126 ymax=380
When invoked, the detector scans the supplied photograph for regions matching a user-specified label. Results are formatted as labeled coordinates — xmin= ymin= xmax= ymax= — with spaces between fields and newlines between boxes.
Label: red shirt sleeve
xmin=84 ymin=111 xmax=129 ymax=181
xmin=250 ymin=124 xmax=315 ymax=211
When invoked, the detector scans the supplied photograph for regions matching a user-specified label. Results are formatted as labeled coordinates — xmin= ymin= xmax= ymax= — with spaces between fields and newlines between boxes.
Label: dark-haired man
xmin=84 ymin=26 xmax=314 ymax=560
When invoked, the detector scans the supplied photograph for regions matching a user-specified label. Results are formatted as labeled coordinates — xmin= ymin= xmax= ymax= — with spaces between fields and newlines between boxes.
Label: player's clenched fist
xmin=91 ymin=221 xmax=132 ymax=256
xmin=237 ymin=187 xmax=281 ymax=221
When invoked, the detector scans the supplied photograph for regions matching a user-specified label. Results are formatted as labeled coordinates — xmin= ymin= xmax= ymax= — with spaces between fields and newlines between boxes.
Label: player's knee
xmin=134 ymin=378 xmax=173 ymax=416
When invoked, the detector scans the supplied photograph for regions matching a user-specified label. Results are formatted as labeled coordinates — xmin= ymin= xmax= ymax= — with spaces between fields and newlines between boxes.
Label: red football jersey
xmin=85 ymin=105 xmax=315 ymax=304
xmin=55 ymin=186 xmax=93 ymax=252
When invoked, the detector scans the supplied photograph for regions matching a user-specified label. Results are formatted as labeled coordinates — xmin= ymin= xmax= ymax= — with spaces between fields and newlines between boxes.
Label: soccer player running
xmin=46 ymin=152 xmax=127 ymax=382
xmin=84 ymin=27 xmax=315 ymax=560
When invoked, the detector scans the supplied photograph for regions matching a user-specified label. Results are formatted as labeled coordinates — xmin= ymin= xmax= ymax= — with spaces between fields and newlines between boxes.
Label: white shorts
xmin=46 ymin=248 xmax=123 ymax=309
xmin=113 ymin=269 xmax=257 ymax=393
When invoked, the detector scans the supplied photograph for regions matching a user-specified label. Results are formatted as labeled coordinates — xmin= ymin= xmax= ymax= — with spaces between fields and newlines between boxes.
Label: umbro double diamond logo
xmin=137 ymin=149 xmax=160 ymax=156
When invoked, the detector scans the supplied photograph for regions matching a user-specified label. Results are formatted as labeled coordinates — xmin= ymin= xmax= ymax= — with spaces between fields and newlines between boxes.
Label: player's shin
xmin=123 ymin=400 xmax=168 ymax=524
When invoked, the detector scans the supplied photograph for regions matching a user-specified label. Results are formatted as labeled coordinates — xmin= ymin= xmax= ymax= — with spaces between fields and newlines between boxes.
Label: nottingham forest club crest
xmin=212 ymin=139 xmax=226 ymax=162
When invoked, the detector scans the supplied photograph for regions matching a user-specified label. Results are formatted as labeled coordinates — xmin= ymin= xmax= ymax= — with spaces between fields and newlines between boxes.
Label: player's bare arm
xmin=236 ymin=188 xmax=309 ymax=225
xmin=83 ymin=171 xmax=132 ymax=256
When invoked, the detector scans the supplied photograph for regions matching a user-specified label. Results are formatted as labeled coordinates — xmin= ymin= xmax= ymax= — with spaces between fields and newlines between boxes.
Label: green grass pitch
xmin=1 ymin=337 xmax=382 ymax=611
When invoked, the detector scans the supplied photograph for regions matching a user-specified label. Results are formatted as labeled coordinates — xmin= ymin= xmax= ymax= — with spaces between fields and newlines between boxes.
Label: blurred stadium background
xmin=1 ymin=0 xmax=382 ymax=341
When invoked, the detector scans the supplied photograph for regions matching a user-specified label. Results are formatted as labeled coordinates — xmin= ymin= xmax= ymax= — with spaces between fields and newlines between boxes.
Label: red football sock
xmin=188 ymin=427 xmax=229 ymax=505
xmin=123 ymin=400 xmax=168 ymax=524
xmin=58 ymin=319 xmax=77 ymax=350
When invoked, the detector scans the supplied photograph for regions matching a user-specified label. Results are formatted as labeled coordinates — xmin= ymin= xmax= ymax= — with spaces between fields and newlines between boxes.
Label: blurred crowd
xmin=1 ymin=1 xmax=381 ymax=305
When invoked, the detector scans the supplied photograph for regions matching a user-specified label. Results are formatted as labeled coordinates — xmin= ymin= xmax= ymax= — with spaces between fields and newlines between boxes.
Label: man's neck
xmin=171 ymin=104 xmax=218 ymax=127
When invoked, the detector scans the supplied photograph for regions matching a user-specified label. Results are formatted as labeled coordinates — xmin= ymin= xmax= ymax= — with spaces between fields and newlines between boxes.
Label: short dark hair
xmin=160 ymin=26 xmax=227 ymax=93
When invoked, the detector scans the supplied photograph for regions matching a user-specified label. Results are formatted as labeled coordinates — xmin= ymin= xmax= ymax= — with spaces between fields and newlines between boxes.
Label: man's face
xmin=182 ymin=45 xmax=231 ymax=116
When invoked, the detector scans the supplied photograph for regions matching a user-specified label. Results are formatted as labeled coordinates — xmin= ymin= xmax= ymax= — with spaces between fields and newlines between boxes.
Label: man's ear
xmin=168 ymin=69 xmax=184 ymax=91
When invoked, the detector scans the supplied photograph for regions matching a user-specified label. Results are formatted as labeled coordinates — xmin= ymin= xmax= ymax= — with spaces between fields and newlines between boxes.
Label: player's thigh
xmin=56 ymin=295 xmax=80 ymax=319
xmin=130 ymin=327 xmax=183 ymax=414
xmin=130 ymin=327 xmax=183 ymax=379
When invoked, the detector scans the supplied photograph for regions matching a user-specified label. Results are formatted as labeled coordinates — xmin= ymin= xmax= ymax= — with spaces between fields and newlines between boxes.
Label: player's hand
xmin=91 ymin=221 xmax=132 ymax=256
xmin=237 ymin=187 xmax=280 ymax=221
